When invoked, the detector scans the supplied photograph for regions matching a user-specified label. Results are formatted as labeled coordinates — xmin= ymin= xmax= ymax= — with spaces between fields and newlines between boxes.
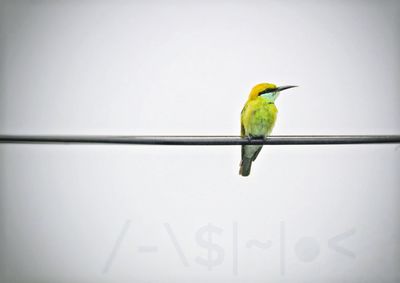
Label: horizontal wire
xmin=0 ymin=135 xmax=400 ymax=145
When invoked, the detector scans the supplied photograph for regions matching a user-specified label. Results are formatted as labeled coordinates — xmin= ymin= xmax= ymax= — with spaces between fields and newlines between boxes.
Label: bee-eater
xmin=240 ymin=83 xmax=297 ymax=176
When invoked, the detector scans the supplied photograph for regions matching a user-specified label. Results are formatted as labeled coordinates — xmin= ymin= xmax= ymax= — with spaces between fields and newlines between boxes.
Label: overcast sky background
xmin=1 ymin=0 xmax=400 ymax=282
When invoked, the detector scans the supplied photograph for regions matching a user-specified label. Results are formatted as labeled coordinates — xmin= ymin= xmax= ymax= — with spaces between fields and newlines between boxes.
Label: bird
xmin=239 ymin=83 xmax=297 ymax=176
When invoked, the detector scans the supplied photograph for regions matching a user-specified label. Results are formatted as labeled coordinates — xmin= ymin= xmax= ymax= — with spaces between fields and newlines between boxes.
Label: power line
xmin=0 ymin=135 xmax=399 ymax=145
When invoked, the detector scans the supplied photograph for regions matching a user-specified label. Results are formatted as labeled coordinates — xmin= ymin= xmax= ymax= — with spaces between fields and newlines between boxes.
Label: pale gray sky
xmin=1 ymin=0 xmax=399 ymax=282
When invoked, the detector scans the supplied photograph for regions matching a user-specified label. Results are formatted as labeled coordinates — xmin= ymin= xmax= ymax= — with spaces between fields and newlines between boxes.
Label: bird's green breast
xmin=241 ymin=97 xmax=278 ymax=137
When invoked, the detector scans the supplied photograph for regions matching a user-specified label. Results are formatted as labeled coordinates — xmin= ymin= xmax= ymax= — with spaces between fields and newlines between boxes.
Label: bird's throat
xmin=259 ymin=93 xmax=277 ymax=103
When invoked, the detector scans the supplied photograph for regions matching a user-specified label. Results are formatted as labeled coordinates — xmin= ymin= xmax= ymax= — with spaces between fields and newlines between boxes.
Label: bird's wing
xmin=241 ymin=103 xmax=263 ymax=161
xmin=240 ymin=103 xmax=247 ymax=115
xmin=240 ymin=103 xmax=248 ymax=137
xmin=241 ymin=104 xmax=247 ymax=160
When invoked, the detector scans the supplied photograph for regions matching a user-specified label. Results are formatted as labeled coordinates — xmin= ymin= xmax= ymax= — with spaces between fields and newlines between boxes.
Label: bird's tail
xmin=239 ymin=158 xmax=252 ymax=177
xmin=239 ymin=144 xmax=262 ymax=177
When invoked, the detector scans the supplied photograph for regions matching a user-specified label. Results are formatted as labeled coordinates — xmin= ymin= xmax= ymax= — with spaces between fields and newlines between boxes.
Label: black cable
xmin=0 ymin=135 xmax=399 ymax=145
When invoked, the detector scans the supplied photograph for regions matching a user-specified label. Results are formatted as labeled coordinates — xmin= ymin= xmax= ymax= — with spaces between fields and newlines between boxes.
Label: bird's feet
xmin=246 ymin=135 xmax=265 ymax=144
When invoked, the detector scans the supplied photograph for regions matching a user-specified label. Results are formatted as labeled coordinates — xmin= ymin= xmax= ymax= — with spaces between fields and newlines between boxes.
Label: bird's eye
xmin=258 ymin=88 xmax=276 ymax=96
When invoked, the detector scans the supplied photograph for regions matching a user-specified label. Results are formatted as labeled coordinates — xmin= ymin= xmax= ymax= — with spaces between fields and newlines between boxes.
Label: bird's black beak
xmin=258 ymin=85 xmax=298 ymax=96
xmin=276 ymin=85 xmax=298 ymax=92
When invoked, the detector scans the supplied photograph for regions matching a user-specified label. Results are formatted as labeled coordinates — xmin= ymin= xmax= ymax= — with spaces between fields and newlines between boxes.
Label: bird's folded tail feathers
xmin=239 ymin=158 xmax=252 ymax=177
xmin=240 ymin=144 xmax=262 ymax=177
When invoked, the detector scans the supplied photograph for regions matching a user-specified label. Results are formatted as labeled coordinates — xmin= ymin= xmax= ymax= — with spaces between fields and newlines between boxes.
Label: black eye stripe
xmin=258 ymin=88 xmax=277 ymax=96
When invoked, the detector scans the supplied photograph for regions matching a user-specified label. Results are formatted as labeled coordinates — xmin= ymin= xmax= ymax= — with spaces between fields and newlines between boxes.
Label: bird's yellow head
xmin=248 ymin=82 xmax=297 ymax=101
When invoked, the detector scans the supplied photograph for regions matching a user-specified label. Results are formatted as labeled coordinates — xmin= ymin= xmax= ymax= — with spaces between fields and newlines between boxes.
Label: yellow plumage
xmin=239 ymin=83 xmax=296 ymax=176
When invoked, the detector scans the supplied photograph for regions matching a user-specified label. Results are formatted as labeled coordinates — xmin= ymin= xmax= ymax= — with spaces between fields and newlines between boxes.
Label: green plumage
xmin=240 ymin=90 xmax=278 ymax=176
xmin=239 ymin=82 xmax=296 ymax=176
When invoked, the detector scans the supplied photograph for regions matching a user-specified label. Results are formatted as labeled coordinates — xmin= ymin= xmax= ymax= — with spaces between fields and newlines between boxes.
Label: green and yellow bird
xmin=240 ymin=83 xmax=297 ymax=176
